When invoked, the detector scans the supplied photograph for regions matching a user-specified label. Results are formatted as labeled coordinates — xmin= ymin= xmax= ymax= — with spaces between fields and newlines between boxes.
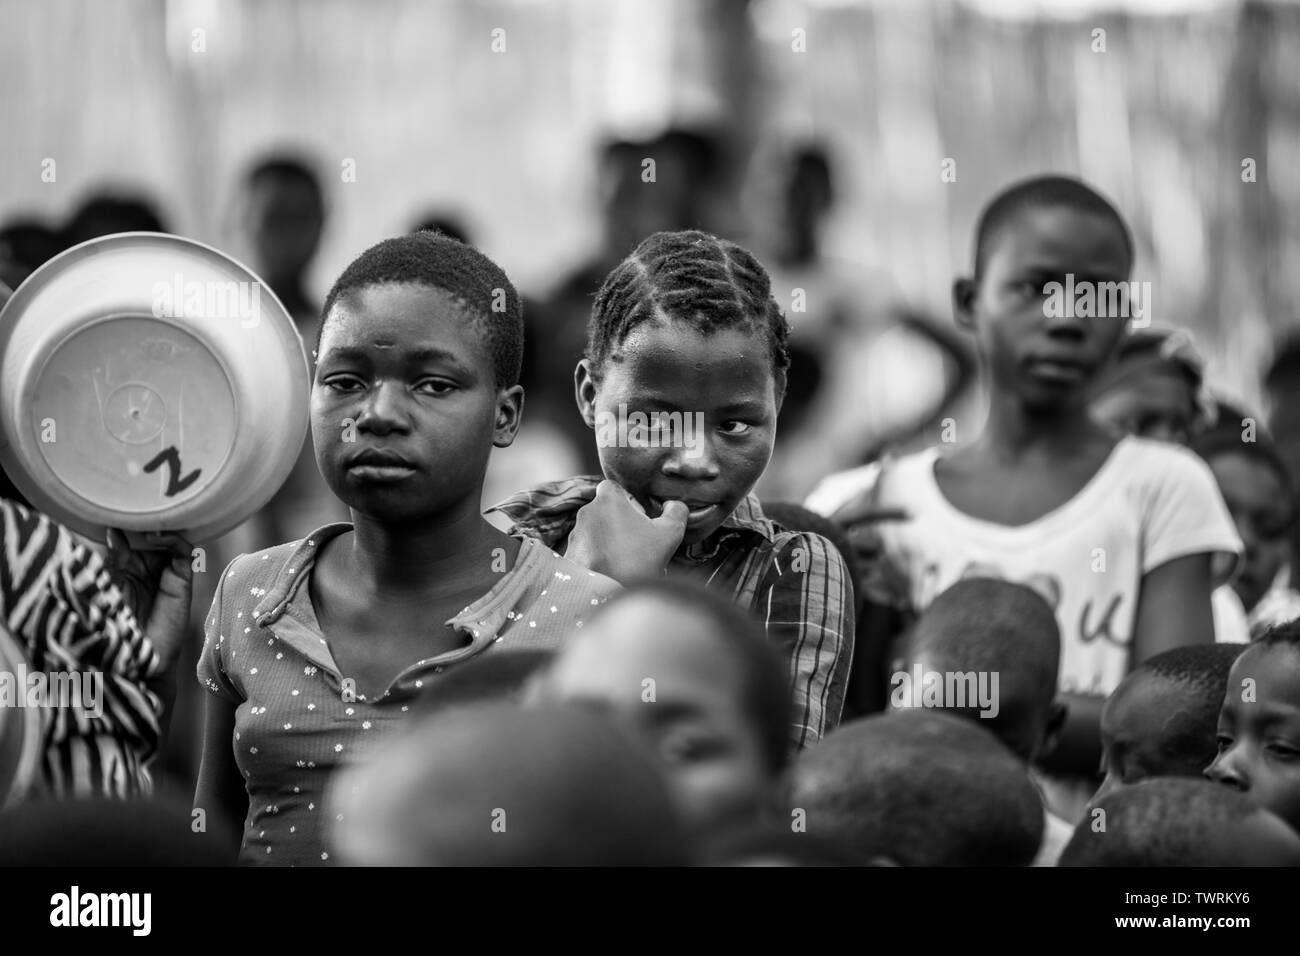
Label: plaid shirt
xmin=490 ymin=477 xmax=854 ymax=749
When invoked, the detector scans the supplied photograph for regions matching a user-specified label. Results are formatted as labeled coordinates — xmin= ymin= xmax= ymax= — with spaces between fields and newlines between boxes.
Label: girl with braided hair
xmin=492 ymin=230 xmax=853 ymax=751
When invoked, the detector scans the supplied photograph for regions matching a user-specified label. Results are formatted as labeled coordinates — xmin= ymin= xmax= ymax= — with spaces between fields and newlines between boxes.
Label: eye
xmin=322 ymin=375 xmax=364 ymax=392
xmin=1215 ymin=734 xmax=1234 ymax=754
xmin=416 ymin=379 xmax=457 ymax=395
xmin=1011 ymin=279 xmax=1044 ymax=299
xmin=1266 ymin=741 xmax=1300 ymax=760
xmin=719 ymin=421 xmax=753 ymax=436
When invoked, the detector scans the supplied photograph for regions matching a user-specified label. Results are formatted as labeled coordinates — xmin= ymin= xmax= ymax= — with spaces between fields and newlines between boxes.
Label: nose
xmin=1042 ymin=301 xmax=1088 ymax=340
xmin=1205 ymin=749 xmax=1248 ymax=792
xmin=355 ymin=380 xmax=409 ymax=435
xmin=661 ymin=432 xmax=721 ymax=482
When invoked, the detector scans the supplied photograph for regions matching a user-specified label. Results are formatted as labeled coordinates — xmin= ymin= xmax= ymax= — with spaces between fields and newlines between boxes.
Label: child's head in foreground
xmin=1206 ymin=620 xmax=1300 ymax=832
xmin=1060 ymin=777 xmax=1300 ymax=866
xmin=1096 ymin=643 xmax=1244 ymax=803
xmin=537 ymin=579 xmax=790 ymax=835
xmin=895 ymin=577 xmax=1063 ymax=763
xmin=575 ymin=230 xmax=790 ymax=547
xmin=329 ymin=702 xmax=689 ymax=866
xmin=312 ymin=232 xmax=524 ymax=525
xmin=414 ymin=649 xmax=554 ymax=718
xmin=787 ymin=710 xmax=1044 ymax=866
xmin=955 ymin=175 xmax=1134 ymax=413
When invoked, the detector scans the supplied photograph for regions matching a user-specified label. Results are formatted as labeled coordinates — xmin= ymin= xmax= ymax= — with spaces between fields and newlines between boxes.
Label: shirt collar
xmin=487 ymin=475 xmax=777 ymax=557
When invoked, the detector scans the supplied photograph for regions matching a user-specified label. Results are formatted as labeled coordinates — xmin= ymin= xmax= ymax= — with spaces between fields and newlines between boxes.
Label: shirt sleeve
xmin=754 ymin=531 xmax=855 ymax=751
xmin=1141 ymin=447 xmax=1243 ymax=585
xmin=0 ymin=499 xmax=164 ymax=798
xmin=196 ymin=555 xmax=245 ymax=702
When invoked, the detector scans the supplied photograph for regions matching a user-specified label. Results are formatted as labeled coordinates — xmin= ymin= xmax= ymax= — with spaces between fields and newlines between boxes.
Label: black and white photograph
xmin=0 ymin=0 xmax=1297 ymax=930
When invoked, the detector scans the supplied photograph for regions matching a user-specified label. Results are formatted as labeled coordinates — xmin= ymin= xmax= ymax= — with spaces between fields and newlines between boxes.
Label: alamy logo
xmin=890 ymin=664 xmax=1000 ymax=718
xmin=594 ymin=404 xmax=706 ymax=459
xmin=1042 ymin=273 xmax=1151 ymax=328
xmin=50 ymin=886 xmax=151 ymax=936
xmin=151 ymin=273 xmax=261 ymax=328
xmin=0 ymin=666 xmax=103 ymax=718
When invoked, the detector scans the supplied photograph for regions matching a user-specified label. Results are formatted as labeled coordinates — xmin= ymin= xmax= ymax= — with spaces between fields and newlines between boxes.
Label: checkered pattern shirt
xmin=489 ymin=477 xmax=854 ymax=749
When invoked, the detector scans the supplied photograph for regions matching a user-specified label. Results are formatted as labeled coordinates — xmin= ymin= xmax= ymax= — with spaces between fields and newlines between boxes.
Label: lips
xmin=346 ymin=448 xmax=416 ymax=481
xmin=1026 ymin=356 xmax=1090 ymax=382
xmin=647 ymin=495 xmax=724 ymax=527
xmin=348 ymin=449 xmax=413 ymax=468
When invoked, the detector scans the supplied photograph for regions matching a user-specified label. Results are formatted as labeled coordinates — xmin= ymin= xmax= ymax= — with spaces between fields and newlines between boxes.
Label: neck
xmin=979 ymin=386 xmax=1106 ymax=459
xmin=345 ymin=498 xmax=506 ymax=596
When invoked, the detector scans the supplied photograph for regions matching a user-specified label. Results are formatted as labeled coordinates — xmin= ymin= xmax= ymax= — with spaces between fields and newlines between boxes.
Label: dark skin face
xmin=1207 ymin=643 xmax=1300 ymax=832
xmin=957 ymin=207 xmax=1132 ymax=415
xmin=1096 ymin=672 xmax=1206 ymax=803
xmin=543 ymin=595 xmax=773 ymax=833
xmin=313 ymin=283 xmax=522 ymax=525
xmin=575 ymin=318 xmax=779 ymax=548
xmin=1208 ymin=451 xmax=1292 ymax=611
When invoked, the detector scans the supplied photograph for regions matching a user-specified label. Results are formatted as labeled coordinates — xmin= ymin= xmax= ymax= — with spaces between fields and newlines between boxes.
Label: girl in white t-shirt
xmin=806 ymin=175 xmax=1242 ymax=820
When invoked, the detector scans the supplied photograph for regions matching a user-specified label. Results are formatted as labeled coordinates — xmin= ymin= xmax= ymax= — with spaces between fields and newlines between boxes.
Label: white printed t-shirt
xmin=807 ymin=437 xmax=1242 ymax=697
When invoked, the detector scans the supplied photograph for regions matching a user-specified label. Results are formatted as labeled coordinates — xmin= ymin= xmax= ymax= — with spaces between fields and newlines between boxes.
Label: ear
xmin=952 ymin=276 xmax=978 ymax=333
xmin=492 ymin=385 xmax=525 ymax=448
xmin=1037 ymin=697 xmax=1068 ymax=763
xmin=574 ymin=358 xmax=599 ymax=428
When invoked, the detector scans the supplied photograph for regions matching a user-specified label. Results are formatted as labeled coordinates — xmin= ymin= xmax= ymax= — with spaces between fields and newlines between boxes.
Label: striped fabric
xmin=489 ymin=477 xmax=855 ymax=749
xmin=0 ymin=499 xmax=163 ymax=799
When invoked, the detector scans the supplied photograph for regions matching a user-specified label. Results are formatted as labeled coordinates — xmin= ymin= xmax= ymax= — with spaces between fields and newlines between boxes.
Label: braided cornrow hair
xmin=585 ymin=230 xmax=790 ymax=397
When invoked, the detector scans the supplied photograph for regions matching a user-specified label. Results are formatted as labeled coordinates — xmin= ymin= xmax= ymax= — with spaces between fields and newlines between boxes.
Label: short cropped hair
xmin=973 ymin=174 xmax=1133 ymax=279
xmin=319 ymin=231 xmax=523 ymax=388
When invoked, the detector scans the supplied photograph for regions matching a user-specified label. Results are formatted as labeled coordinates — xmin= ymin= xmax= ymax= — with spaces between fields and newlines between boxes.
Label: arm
xmin=761 ymin=533 xmax=854 ymax=750
xmin=1131 ymin=552 xmax=1215 ymax=660
xmin=1041 ymin=553 xmax=1215 ymax=777
xmin=193 ymin=694 xmax=245 ymax=863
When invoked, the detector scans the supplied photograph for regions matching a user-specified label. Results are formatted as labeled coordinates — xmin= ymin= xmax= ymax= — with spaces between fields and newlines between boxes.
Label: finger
xmin=655 ymin=499 xmax=689 ymax=529
xmin=123 ymin=529 xmax=189 ymax=552
xmin=596 ymin=479 xmax=649 ymax=515
xmin=105 ymin=528 xmax=129 ymax=559
xmin=146 ymin=531 xmax=194 ymax=556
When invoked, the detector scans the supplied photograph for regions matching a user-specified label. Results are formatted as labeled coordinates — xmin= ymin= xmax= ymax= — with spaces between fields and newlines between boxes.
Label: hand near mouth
xmin=565 ymin=480 xmax=689 ymax=583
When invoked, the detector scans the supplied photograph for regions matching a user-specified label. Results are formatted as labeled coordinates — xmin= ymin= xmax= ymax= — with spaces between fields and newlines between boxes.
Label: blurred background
xmin=2 ymin=0 xmax=1299 ymax=789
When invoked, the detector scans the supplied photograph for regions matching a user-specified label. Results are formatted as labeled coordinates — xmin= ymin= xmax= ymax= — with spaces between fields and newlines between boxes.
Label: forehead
xmin=1104 ymin=673 xmax=1185 ymax=735
xmin=1228 ymin=644 xmax=1300 ymax=707
xmin=557 ymin=600 xmax=741 ymax=693
xmin=986 ymin=205 xmax=1130 ymax=278
xmin=322 ymin=283 xmax=487 ymax=355
xmin=605 ymin=318 xmax=776 ymax=398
